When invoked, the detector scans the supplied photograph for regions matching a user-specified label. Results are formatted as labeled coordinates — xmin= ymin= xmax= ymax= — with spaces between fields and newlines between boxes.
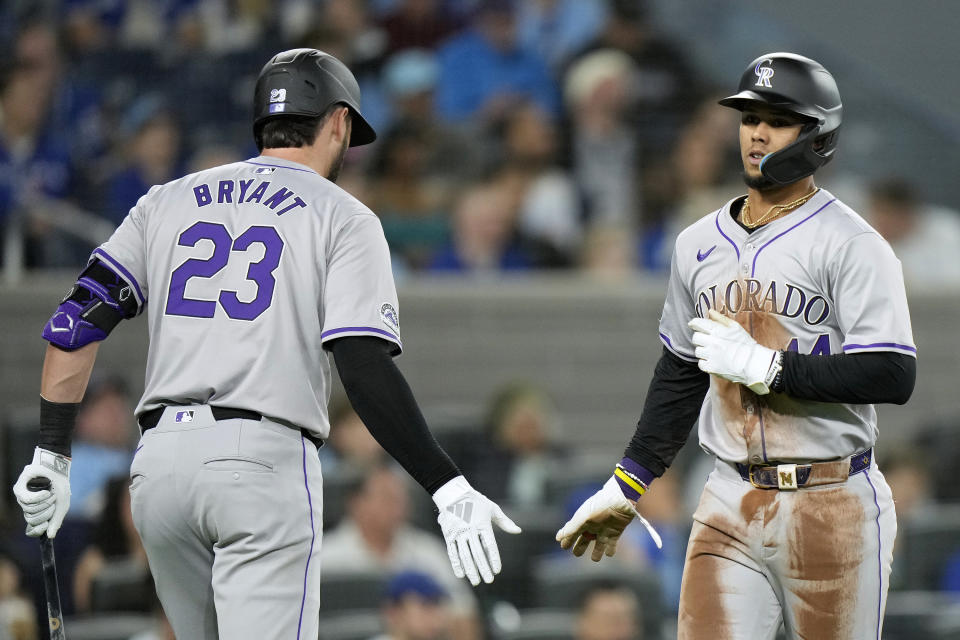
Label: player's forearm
xmin=778 ymin=350 xmax=915 ymax=405
xmin=36 ymin=343 xmax=100 ymax=457
xmin=331 ymin=336 xmax=461 ymax=494
xmin=40 ymin=343 xmax=100 ymax=403
xmin=623 ymin=347 xmax=709 ymax=477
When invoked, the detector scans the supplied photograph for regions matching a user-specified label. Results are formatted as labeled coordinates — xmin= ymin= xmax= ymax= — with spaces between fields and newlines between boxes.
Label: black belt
xmin=138 ymin=406 xmax=323 ymax=449
xmin=735 ymin=449 xmax=872 ymax=490
xmin=139 ymin=406 xmax=261 ymax=431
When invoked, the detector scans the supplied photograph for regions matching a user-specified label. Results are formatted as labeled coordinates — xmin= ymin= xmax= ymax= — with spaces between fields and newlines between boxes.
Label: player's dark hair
xmin=254 ymin=104 xmax=342 ymax=152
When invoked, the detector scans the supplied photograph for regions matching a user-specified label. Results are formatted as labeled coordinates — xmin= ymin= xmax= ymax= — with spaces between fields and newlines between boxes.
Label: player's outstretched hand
xmin=433 ymin=476 xmax=521 ymax=586
xmin=556 ymin=476 xmax=637 ymax=562
xmin=689 ymin=309 xmax=781 ymax=395
xmin=12 ymin=447 xmax=72 ymax=538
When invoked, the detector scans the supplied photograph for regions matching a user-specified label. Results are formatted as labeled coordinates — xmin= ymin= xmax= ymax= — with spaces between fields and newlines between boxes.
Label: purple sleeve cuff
xmin=614 ymin=457 xmax=656 ymax=501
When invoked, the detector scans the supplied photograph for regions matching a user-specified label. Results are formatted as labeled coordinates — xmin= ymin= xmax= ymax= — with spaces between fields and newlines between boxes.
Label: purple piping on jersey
xmin=296 ymin=435 xmax=317 ymax=640
xmin=244 ymin=160 xmax=316 ymax=175
xmin=843 ymin=342 xmax=917 ymax=353
xmin=321 ymin=326 xmax=401 ymax=343
xmin=865 ymin=469 xmax=883 ymax=640
xmin=91 ymin=248 xmax=146 ymax=305
xmin=714 ymin=209 xmax=740 ymax=260
xmin=658 ymin=332 xmax=696 ymax=362
xmin=751 ymin=198 xmax=836 ymax=277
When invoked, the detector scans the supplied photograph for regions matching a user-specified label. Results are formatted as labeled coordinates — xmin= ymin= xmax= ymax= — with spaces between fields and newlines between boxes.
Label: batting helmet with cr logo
xmin=719 ymin=52 xmax=842 ymax=185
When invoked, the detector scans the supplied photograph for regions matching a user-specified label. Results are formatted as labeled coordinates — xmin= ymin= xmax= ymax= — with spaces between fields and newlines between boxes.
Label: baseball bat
xmin=26 ymin=476 xmax=67 ymax=640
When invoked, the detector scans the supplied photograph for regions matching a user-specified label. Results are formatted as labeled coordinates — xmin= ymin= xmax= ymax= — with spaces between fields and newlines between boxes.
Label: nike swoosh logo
xmin=697 ymin=245 xmax=717 ymax=262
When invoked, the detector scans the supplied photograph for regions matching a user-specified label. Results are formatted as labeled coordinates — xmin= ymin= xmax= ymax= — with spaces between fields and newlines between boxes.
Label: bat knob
xmin=27 ymin=477 xmax=52 ymax=492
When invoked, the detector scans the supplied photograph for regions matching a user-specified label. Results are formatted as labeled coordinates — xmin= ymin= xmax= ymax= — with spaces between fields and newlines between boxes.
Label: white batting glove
xmin=555 ymin=476 xmax=639 ymax=562
xmin=433 ymin=476 xmax=521 ymax=586
xmin=13 ymin=447 xmax=72 ymax=538
xmin=689 ymin=310 xmax=782 ymax=395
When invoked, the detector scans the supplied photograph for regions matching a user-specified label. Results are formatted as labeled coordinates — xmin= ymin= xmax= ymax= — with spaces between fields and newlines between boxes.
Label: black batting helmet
xmin=253 ymin=48 xmax=377 ymax=148
xmin=719 ymin=52 xmax=842 ymax=185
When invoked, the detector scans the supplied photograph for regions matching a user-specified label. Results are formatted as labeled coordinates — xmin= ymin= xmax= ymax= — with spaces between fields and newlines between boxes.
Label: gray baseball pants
xmin=129 ymin=405 xmax=323 ymax=640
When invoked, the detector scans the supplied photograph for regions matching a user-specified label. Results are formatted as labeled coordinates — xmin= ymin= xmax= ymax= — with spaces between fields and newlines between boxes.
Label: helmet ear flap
xmin=811 ymin=130 xmax=839 ymax=156
xmin=759 ymin=123 xmax=820 ymax=185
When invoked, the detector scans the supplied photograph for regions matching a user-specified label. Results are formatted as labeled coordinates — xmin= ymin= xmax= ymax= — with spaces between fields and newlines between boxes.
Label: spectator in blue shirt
xmin=103 ymin=94 xmax=184 ymax=225
xmin=435 ymin=0 xmax=559 ymax=122
xmin=516 ymin=0 xmax=608 ymax=72
xmin=428 ymin=180 xmax=533 ymax=273
xmin=0 ymin=36 xmax=78 ymax=268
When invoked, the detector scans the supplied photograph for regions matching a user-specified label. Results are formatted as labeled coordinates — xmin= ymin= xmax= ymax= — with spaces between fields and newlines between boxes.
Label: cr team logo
xmin=754 ymin=59 xmax=775 ymax=88
xmin=269 ymin=88 xmax=286 ymax=103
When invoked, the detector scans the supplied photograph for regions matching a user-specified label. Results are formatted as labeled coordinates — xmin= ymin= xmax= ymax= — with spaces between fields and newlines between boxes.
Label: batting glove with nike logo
xmin=13 ymin=447 xmax=72 ymax=538
xmin=432 ymin=475 xmax=521 ymax=586
xmin=689 ymin=309 xmax=782 ymax=395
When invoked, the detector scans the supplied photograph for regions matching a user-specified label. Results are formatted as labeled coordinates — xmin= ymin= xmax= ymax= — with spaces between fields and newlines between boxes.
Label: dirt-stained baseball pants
xmin=678 ymin=457 xmax=896 ymax=640
xmin=129 ymin=405 xmax=323 ymax=640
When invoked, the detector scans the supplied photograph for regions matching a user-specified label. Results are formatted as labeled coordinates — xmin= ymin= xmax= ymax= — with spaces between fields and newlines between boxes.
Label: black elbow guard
xmin=42 ymin=260 xmax=142 ymax=350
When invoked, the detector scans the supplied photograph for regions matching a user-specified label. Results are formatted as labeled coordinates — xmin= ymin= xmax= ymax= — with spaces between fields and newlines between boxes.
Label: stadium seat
xmin=317 ymin=610 xmax=384 ymax=640
xmin=61 ymin=613 xmax=154 ymax=640
xmin=493 ymin=608 xmax=576 ymax=640
xmin=898 ymin=503 xmax=960 ymax=590
xmin=531 ymin=556 xmax=665 ymax=640
xmin=89 ymin=559 xmax=154 ymax=613
xmin=882 ymin=590 xmax=960 ymax=640
xmin=321 ymin=470 xmax=361 ymax=531
xmin=319 ymin=571 xmax=388 ymax=613
xmin=479 ymin=505 xmax=567 ymax=608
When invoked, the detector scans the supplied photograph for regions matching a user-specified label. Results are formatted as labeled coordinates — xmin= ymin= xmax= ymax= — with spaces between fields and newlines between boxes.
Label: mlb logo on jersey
xmin=269 ymin=103 xmax=286 ymax=114
xmin=175 ymin=410 xmax=195 ymax=423
xmin=755 ymin=58 xmax=775 ymax=87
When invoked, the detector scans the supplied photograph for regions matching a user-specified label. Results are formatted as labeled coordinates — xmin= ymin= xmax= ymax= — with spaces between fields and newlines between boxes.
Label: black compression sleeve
xmin=330 ymin=336 xmax=461 ymax=494
xmin=779 ymin=350 xmax=915 ymax=405
xmin=623 ymin=347 xmax=710 ymax=477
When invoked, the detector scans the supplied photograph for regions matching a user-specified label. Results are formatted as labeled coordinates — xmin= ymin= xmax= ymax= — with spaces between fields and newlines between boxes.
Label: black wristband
xmin=39 ymin=396 xmax=79 ymax=457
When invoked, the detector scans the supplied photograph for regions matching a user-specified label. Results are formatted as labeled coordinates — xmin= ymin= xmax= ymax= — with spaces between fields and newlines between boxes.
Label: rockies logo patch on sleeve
xmin=380 ymin=303 xmax=399 ymax=335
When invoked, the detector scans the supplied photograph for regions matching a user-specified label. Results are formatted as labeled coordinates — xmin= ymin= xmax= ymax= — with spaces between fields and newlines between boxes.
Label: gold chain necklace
xmin=741 ymin=188 xmax=820 ymax=229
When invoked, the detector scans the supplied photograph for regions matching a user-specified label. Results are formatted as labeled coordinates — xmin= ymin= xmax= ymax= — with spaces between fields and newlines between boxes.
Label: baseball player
xmin=13 ymin=48 xmax=520 ymax=640
xmin=557 ymin=52 xmax=916 ymax=640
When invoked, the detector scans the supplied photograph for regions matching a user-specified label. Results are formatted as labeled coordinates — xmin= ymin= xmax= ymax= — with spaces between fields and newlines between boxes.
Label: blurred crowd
xmin=3 ymin=0 xmax=955 ymax=285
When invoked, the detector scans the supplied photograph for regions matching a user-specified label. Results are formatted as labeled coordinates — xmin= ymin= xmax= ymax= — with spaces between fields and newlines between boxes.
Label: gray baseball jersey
xmin=658 ymin=188 xmax=916 ymax=465
xmin=661 ymin=189 xmax=913 ymax=639
xmin=96 ymin=156 xmax=401 ymax=440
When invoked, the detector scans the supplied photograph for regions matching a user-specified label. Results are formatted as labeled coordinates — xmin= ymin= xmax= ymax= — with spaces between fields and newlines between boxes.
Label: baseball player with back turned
xmin=13 ymin=48 xmax=520 ymax=640
xmin=557 ymin=52 xmax=917 ymax=639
